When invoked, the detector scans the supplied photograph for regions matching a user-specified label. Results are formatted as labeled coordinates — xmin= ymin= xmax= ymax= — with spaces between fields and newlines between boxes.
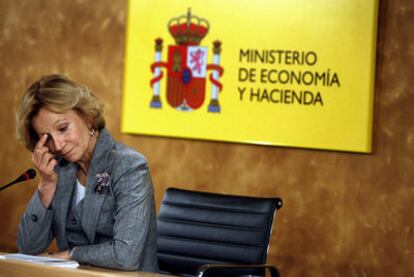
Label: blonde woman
xmin=16 ymin=74 xmax=158 ymax=272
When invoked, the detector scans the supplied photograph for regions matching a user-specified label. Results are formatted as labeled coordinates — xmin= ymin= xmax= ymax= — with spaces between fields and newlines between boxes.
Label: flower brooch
xmin=94 ymin=172 xmax=110 ymax=194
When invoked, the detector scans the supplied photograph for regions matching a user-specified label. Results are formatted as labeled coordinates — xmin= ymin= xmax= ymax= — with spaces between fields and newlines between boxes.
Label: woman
xmin=15 ymin=74 xmax=158 ymax=272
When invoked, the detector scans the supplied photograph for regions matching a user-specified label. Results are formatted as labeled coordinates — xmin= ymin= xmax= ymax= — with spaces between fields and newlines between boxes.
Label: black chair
xmin=157 ymin=187 xmax=283 ymax=277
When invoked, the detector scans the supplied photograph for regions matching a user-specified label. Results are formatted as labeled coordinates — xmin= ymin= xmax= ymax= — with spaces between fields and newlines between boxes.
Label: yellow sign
xmin=122 ymin=0 xmax=378 ymax=152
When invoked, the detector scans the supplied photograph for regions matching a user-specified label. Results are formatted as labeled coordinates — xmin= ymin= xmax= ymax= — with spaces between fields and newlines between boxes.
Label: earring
xmin=89 ymin=127 xmax=95 ymax=136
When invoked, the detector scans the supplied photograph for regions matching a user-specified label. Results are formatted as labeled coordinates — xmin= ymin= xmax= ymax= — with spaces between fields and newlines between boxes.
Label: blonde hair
xmin=16 ymin=74 xmax=105 ymax=152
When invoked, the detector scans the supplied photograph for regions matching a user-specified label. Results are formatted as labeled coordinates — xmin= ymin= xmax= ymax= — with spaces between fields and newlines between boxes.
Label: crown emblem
xmin=168 ymin=8 xmax=209 ymax=46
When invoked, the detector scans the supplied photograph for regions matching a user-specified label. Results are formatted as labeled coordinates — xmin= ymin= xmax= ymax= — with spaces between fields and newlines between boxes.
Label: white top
xmin=75 ymin=179 xmax=86 ymax=205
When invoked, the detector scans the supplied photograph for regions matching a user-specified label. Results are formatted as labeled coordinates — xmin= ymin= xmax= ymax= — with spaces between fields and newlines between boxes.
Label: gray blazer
xmin=17 ymin=129 xmax=159 ymax=272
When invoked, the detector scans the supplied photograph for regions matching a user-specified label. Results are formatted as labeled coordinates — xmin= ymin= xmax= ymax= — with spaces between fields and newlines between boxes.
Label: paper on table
xmin=0 ymin=253 xmax=79 ymax=269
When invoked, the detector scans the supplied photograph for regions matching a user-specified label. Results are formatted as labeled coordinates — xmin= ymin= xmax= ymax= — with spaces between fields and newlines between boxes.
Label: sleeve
xmin=16 ymin=190 xmax=54 ymax=254
xmin=71 ymin=160 xmax=157 ymax=271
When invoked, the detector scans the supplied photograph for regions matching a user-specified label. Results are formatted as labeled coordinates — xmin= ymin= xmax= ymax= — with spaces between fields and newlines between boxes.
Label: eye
xmin=58 ymin=125 xmax=68 ymax=133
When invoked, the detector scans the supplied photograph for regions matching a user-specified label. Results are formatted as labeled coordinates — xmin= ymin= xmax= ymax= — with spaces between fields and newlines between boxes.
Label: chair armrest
xmin=196 ymin=263 xmax=280 ymax=277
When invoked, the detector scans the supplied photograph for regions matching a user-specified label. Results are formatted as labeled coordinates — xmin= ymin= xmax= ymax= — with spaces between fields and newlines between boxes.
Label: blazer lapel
xmin=81 ymin=166 xmax=108 ymax=243
xmin=81 ymin=129 xmax=114 ymax=244
xmin=54 ymin=162 xmax=77 ymax=249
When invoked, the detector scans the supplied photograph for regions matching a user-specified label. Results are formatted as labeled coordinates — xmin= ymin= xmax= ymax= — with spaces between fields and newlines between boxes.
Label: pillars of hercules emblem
xmin=208 ymin=41 xmax=224 ymax=113
xmin=150 ymin=38 xmax=163 ymax=108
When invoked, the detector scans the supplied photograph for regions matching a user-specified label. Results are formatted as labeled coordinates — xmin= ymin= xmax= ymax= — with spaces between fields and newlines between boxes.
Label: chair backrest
xmin=157 ymin=187 xmax=283 ymax=276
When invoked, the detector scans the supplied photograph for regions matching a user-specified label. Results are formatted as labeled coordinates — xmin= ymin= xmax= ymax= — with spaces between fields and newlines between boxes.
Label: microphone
xmin=0 ymin=169 xmax=37 ymax=192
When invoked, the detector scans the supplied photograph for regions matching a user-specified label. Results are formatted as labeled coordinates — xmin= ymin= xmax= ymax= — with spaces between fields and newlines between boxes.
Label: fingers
xmin=32 ymin=145 xmax=50 ymax=167
xmin=36 ymin=133 xmax=49 ymax=148
xmin=32 ymin=150 xmax=56 ymax=173
xmin=32 ymin=134 xmax=49 ymax=162
xmin=32 ymin=134 xmax=57 ymax=174
xmin=33 ymin=136 xmax=58 ymax=206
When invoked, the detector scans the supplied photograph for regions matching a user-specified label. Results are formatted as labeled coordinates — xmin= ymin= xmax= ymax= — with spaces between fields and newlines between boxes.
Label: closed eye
xmin=58 ymin=125 xmax=68 ymax=133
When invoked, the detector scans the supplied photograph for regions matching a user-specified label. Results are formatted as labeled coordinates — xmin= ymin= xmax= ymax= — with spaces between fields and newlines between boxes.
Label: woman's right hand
xmin=32 ymin=134 xmax=58 ymax=208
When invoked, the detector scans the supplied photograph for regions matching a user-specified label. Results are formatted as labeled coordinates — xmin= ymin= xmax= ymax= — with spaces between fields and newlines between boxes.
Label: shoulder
xmin=91 ymin=129 xmax=152 ymax=188
xmin=97 ymin=129 xmax=149 ymax=171
xmin=111 ymin=141 xmax=148 ymax=169
xmin=106 ymin=140 xmax=151 ymax=183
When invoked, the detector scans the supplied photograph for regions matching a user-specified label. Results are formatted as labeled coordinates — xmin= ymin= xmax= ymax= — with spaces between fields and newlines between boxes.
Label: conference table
xmin=0 ymin=253 xmax=174 ymax=277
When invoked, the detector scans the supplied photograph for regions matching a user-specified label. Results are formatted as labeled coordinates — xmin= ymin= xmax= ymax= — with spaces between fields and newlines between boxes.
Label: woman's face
xmin=31 ymin=107 xmax=92 ymax=163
